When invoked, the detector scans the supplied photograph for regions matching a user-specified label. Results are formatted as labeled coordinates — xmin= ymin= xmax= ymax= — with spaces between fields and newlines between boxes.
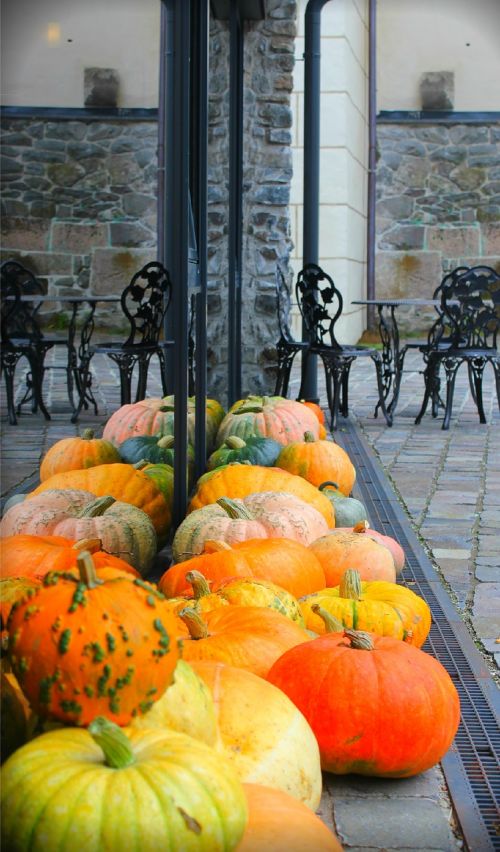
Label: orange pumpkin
xmin=177 ymin=605 xmax=310 ymax=678
xmin=309 ymin=525 xmax=396 ymax=586
xmin=40 ymin=429 xmax=121 ymax=481
xmin=215 ymin=395 xmax=322 ymax=447
xmin=27 ymin=463 xmax=170 ymax=538
xmin=275 ymin=431 xmax=356 ymax=495
xmin=237 ymin=784 xmax=343 ymax=852
xmin=0 ymin=535 xmax=139 ymax=580
xmin=189 ymin=464 xmax=335 ymax=527
xmin=7 ymin=551 xmax=181 ymax=726
xmin=158 ymin=538 xmax=326 ymax=600
xmin=267 ymin=628 xmax=460 ymax=777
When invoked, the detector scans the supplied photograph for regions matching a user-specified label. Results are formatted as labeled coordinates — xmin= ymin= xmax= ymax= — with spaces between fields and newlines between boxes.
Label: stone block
xmin=419 ymin=71 xmax=454 ymax=111
xmin=376 ymin=195 xmax=414 ymax=220
xmin=89 ymin=248 xmax=154 ymax=295
xmin=482 ymin=224 xmax=500 ymax=255
xmin=4 ymin=251 xmax=73 ymax=276
xmin=109 ymin=222 xmax=155 ymax=248
xmin=427 ymin=226 xmax=480 ymax=256
xmin=1 ymin=217 xmax=50 ymax=251
xmin=52 ymin=222 xmax=109 ymax=253
xmin=375 ymin=251 xmax=442 ymax=299
xmin=84 ymin=67 xmax=119 ymax=108
xmin=379 ymin=225 xmax=425 ymax=251
xmin=108 ymin=154 xmax=143 ymax=186
xmin=47 ymin=162 xmax=86 ymax=187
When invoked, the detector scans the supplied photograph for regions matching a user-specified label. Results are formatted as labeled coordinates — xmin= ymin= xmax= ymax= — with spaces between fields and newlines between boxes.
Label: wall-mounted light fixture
xmin=46 ymin=23 xmax=61 ymax=45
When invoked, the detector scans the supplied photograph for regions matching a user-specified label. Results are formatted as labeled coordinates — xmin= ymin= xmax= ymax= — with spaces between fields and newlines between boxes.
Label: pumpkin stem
xmin=81 ymin=428 xmax=95 ymax=441
xmin=76 ymin=551 xmax=104 ymax=589
xmin=225 ymin=436 xmax=247 ymax=449
xmin=311 ymin=604 xmax=344 ymax=633
xmin=352 ymin=520 xmax=370 ymax=534
xmin=344 ymin=628 xmax=375 ymax=650
xmin=234 ymin=404 xmax=264 ymax=414
xmin=185 ymin=570 xmax=212 ymax=599
xmin=203 ymin=540 xmax=232 ymax=553
xmin=158 ymin=405 xmax=175 ymax=413
xmin=339 ymin=569 xmax=362 ymax=600
xmin=157 ymin=435 xmax=175 ymax=449
xmin=72 ymin=538 xmax=102 ymax=554
xmin=216 ymin=497 xmax=255 ymax=520
xmin=319 ymin=481 xmax=341 ymax=494
xmin=133 ymin=460 xmax=149 ymax=470
xmin=88 ymin=716 xmax=136 ymax=768
xmin=178 ymin=607 xmax=209 ymax=639
xmin=304 ymin=431 xmax=316 ymax=442
xmin=76 ymin=495 xmax=116 ymax=518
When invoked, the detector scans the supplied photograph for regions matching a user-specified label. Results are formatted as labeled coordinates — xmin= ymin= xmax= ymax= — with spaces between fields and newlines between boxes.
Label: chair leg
xmin=109 ymin=354 xmax=135 ymax=406
xmin=135 ymin=355 xmax=152 ymax=402
xmin=415 ymin=359 xmax=438 ymax=425
xmin=441 ymin=357 xmax=461 ymax=431
xmin=157 ymin=350 xmax=169 ymax=397
xmin=468 ymin=358 xmax=487 ymax=423
xmin=27 ymin=354 xmax=51 ymax=421
xmin=2 ymin=353 xmax=20 ymax=425
xmin=494 ymin=360 xmax=500 ymax=412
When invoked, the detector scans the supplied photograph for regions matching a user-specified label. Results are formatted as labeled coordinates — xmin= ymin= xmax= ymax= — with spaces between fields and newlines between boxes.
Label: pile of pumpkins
xmin=0 ymin=394 xmax=460 ymax=851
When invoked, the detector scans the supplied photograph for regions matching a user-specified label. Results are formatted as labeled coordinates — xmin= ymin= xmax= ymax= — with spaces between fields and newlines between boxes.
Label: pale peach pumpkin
xmin=309 ymin=526 xmax=397 ymax=587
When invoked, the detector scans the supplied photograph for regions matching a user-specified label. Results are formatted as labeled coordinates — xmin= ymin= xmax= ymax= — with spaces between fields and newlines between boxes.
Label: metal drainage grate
xmin=335 ymin=421 xmax=500 ymax=852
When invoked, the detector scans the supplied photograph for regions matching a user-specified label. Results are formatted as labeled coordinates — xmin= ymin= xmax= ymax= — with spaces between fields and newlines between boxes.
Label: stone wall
xmin=1 ymin=117 xmax=159 ymax=332
xmin=1 ymin=1 xmax=297 ymax=400
xmin=375 ymin=120 xmax=500 ymax=332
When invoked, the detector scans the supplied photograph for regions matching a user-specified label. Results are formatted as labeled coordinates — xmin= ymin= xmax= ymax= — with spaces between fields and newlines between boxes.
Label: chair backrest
xmin=425 ymin=265 xmax=471 ymax=348
xmin=0 ymin=260 xmax=45 ymax=343
xmin=440 ymin=265 xmax=500 ymax=349
xmin=120 ymin=261 xmax=172 ymax=347
xmin=276 ymin=265 xmax=298 ymax=344
xmin=295 ymin=263 xmax=342 ymax=348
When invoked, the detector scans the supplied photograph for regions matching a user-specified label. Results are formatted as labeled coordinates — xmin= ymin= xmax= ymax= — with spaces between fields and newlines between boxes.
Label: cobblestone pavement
xmin=1 ymin=347 xmax=498 ymax=851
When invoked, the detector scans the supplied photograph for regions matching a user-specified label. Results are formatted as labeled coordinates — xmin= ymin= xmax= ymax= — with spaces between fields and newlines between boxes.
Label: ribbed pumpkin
xmin=319 ymin=482 xmax=368 ymax=528
xmin=102 ymin=396 xmax=225 ymax=454
xmin=276 ymin=431 xmax=356 ymax=495
xmin=207 ymin=435 xmax=282 ymax=470
xmin=129 ymin=659 xmax=218 ymax=746
xmin=177 ymin=605 xmax=311 ymax=678
xmin=215 ymin=395 xmax=322 ymax=447
xmin=299 ymin=569 xmax=431 ymax=648
xmin=298 ymin=399 xmax=326 ymax=426
xmin=1 ymin=719 xmax=248 ymax=852
xmin=191 ymin=662 xmax=322 ymax=810
xmin=0 ymin=535 xmax=139 ymax=580
xmin=26 ymin=463 xmax=170 ymax=538
xmin=1 ymin=489 xmax=157 ymax=575
xmin=310 ymin=525 xmax=397 ymax=586
xmin=40 ymin=429 xmax=121 ymax=481
xmin=267 ymin=628 xmax=460 ymax=777
xmin=173 ymin=493 xmax=329 ymax=563
xmin=7 ymin=551 xmax=180 ymax=726
xmin=159 ymin=538 xmax=326 ymax=600
xmin=189 ymin=464 xmax=335 ymax=527
xmin=237 ymin=784 xmax=343 ymax=852
xmin=184 ymin=570 xmax=305 ymax=626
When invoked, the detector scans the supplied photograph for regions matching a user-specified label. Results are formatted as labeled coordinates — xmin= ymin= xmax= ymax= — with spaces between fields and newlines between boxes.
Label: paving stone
xmin=333 ymin=798 xmax=457 ymax=850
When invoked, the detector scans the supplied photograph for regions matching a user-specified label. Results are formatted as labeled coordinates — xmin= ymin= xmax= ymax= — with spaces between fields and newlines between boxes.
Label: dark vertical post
xmin=227 ymin=0 xmax=244 ymax=405
xmin=161 ymin=0 xmax=176 ymax=392
xmin=157 ymin=3 xmax=166 ymax=267
xmin=366 ymin=0 xmax=377 ymax=331
xmin=163 ymin=0 xmax=191 ymax=529
xmin=190 ymin=0 xmax=209 ymax=479
xmin=302 ymin=0 xmax=329 ymax=401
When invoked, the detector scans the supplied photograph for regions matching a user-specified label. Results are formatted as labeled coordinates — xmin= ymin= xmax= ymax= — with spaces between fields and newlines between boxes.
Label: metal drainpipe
xmin=366 ymin=0 xmax=377 ymax=331
xmin=301 ymin=0 xmax=330 ymax=402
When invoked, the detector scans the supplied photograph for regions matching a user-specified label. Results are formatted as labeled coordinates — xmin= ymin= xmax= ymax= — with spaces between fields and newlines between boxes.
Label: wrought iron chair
xmin=89 ymin=261 xmax=172 ymax=405
xmin=392 ymin=266 xmax=470 ymax=417
xmin=295 ymin=263 xmax=392 ymax=429
xmin=415 ymin=265 xmax=500 ymax=430
xmin=273 ymin=265 xmax=309 ymax=398
xmin=0 ymin=270 xmax=51 ymax=424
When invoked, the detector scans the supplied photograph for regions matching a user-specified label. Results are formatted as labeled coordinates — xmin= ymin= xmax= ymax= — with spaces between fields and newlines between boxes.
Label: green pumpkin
xmin=0 ymin=717 xmax=248 ymax=851
xmin=134 ymin=461 xmax=174 ymax=511
xmin=206 ymin=435 xmax=282 ymax=470
xmin=319 ymin=481 xmax=368 ymax=528
xmin=120 ymin=435 xmax=194 ymax=482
